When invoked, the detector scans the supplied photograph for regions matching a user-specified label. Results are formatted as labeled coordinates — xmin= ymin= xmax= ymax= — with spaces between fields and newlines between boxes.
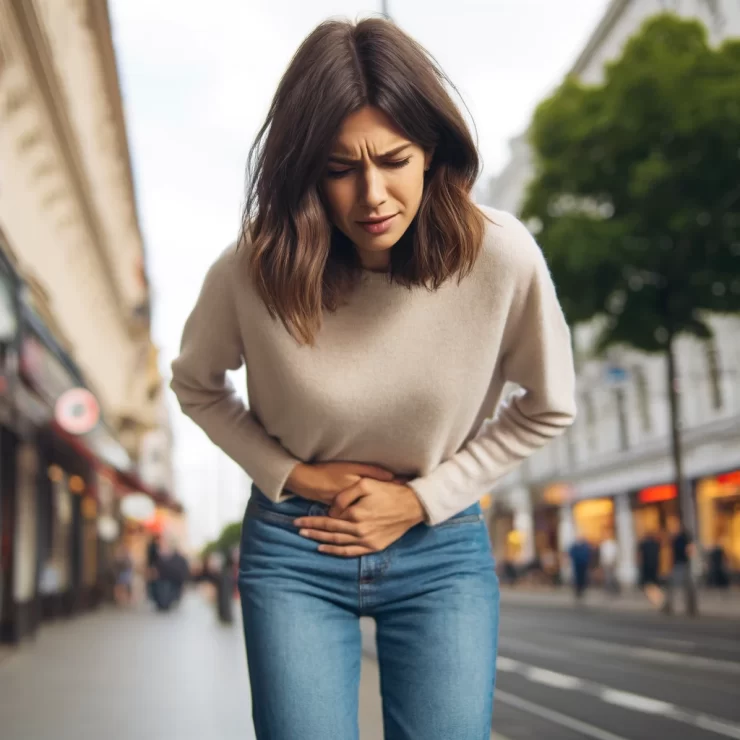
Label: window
xmin=705 ymin=339 xmax=722 ymax=410
xmin=614 ymin=387 xmax=629 ymax=451
xmin=632 ymin=365 xmax=651 ymax=432
xmin=583 ymin=391 xmax=596 ymax=451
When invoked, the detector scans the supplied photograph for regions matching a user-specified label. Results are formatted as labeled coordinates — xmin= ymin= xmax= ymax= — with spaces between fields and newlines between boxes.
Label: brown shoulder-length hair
xmin=242 ymin=17 xmax=485 ymax=345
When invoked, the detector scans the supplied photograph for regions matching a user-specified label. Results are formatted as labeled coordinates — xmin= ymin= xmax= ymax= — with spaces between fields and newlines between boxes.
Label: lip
xmin=357 ymin=213 xmax=398 ymax=235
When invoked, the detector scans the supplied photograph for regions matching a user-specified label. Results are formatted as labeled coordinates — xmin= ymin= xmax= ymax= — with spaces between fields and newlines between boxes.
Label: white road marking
xmin=496 ymin=689 xmax=631 ymax=740
xmin=497 ymin=654 xmax=740 ymax=738
xmin=599 ymin=688 xmax=675 ymax=715
xmin=496 ymin=656 xmax=522 ymax=672
xmin=693 ymin=715 xmax=740 ymax=740
xmin=576 ymin=636 xmax=740 ymax=676
xmin=526 ymin=667 xmax=582 ymax=690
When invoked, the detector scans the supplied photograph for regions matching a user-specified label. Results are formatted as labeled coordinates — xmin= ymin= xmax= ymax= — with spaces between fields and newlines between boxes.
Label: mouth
xmin=357 ymin=213 xmax=398 ymax=235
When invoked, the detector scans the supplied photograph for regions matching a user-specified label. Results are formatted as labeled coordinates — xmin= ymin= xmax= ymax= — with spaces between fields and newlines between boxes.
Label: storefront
xmin=696 ymin=470 xmax=740 ymax=575
xmin=0 ymin=247 xmax=23 ymax=642
xmin=572 ymin=497 xmax=615 ymax=549
xmin=630 ymin=483 xmax=682 ymax=578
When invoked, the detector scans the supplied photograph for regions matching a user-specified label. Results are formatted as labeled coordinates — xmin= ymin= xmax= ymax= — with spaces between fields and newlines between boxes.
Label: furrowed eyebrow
xmin=328 ymin=144 xmax=411 ymax=165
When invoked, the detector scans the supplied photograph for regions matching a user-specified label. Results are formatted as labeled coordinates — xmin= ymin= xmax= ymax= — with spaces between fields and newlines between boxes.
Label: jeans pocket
xmin=245 ymin=485 xmax=325 ymax=529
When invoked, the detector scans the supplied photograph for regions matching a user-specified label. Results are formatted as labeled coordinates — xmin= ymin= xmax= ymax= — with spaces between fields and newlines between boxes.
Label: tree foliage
xmin=202 ymin=520 xmax=242 ymax=557
xmin=522 ymin=14 xmax=740 ymax=352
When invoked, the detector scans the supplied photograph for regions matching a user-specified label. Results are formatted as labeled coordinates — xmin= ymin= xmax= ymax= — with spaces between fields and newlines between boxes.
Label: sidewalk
xmin=0 ymin=594 xmax=384 ymax=739
xmin=500 ymin=584 xmax=740 ymax=618
xmin=0 ymin=593 xmax=506 ymax=739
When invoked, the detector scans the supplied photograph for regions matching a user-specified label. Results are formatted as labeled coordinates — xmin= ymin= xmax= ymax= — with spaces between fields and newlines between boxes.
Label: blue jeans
xmin=238 ymin=485 xmax=500 ymax=740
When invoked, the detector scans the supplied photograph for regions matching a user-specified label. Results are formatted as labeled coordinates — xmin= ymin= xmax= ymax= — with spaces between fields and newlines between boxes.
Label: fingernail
xmin=299 ymin=529 xmax=308 ymax=536
xmin=293 ymin=519 xmax=303 ymax=527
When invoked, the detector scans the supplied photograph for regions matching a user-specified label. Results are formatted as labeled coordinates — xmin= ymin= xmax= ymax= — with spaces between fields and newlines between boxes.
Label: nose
xmin=359 ymin=166 xmax=387 ymax=209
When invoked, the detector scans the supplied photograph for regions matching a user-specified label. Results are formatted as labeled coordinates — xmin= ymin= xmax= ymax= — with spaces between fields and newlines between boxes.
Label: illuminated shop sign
xmin=638 ymin=484 xmax=677 ymax=504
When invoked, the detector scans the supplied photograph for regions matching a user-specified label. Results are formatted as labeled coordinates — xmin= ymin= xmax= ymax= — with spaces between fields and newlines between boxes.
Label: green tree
xmin=522 ymin=14 xmax=740 ymax=563
xmin=202 ymin=520 xmax=243 ymax=558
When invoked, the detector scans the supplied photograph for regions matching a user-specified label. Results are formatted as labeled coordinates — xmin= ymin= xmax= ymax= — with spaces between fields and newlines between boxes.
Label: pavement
xmin=0 ymin=592 xmax=504 ymax=739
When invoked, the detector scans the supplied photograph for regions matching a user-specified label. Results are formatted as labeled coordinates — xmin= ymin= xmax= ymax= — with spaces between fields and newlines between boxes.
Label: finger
xmin=329 ymin=486 xmax=367 ymax=518
xmin=317 ymin=545 xmax=373 ymax=558
xmin=346 ymin=464 xmax=395 ymax=482
xmin=298 ymin=529 xmax=359 ymax=545
xmin=293 ymin=516 xmax=358 ymax=535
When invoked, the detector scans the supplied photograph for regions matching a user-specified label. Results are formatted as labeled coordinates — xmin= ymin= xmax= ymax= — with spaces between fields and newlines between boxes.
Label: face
xmin=322 ymin=106 xmax=433 ymax=271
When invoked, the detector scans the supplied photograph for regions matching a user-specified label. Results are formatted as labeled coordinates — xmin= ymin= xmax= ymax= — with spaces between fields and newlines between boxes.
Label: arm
xmin=170 ymin=246 xmax=301 ymax=501
xmin=408 ymin=224 xmax=577 ymax=525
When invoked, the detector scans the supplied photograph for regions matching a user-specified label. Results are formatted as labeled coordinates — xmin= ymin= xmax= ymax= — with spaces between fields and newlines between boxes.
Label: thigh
xmin=239 ymin=489 xmax=362 ymax=740
xmin=374 ymin=510 xmax=500 ymax=740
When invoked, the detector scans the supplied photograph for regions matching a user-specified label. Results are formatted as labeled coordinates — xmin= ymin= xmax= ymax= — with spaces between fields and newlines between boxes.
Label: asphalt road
xmin=493 ymin=599 xmax=740 ymax=740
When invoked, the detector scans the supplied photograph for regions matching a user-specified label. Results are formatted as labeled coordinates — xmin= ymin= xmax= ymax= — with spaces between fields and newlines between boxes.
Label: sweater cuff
xmin=407 ymin=471 xmax=468 ymax=526
xmin=251 ymin=454 xmax=302 ymax=504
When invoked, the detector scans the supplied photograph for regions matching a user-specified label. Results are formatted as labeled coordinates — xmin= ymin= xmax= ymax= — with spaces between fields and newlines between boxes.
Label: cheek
xmin=323 ymin=181 xmax=354 ymax=224
xmin=396 ymin=166 xmax=426 ymax=209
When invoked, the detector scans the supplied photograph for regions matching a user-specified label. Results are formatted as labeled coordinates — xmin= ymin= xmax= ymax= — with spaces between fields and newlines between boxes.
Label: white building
xmin=485 ymin=0 xmax=740 ymax=584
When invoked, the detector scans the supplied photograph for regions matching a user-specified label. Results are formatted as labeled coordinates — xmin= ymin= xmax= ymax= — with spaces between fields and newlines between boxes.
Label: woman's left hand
xmin=293 ymin=478 xmax=427 ymax=557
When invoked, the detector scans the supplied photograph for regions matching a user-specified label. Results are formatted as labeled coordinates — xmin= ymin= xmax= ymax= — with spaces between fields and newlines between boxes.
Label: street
xmin=493 ymin=597 xmax=740 ymax=740
xmin=1 ymin=589 xmax=739 ymax=739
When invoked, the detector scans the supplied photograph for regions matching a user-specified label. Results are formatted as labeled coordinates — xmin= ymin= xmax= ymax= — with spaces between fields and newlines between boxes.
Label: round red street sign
xmin=55 ymin=388 xmax=101 ymax=435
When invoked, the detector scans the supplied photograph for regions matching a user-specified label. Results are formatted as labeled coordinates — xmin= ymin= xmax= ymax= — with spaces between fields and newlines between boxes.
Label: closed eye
xmin=327 ymin=157 xmax=412 ymax=179
xmin=327 ymin=168 xmax=353 ymax=179
xmin=385 ymin=157 xmax=411 ymax=169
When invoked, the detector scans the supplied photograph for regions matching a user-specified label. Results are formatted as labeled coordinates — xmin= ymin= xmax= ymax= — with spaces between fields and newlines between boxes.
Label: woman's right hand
xmin=286 ymin=461 xmax=396 ymax=506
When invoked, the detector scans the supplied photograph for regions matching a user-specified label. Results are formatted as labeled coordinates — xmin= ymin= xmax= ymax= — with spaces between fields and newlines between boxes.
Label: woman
xmin=171 ymin=17 xmax=576 ymax=740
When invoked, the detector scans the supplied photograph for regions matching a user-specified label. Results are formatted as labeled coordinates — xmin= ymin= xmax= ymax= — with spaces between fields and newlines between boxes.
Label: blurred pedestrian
xmin=599 ymin=529 xmax=620 ymax=595
xmin=708 ymin=543 xmax=730 ymax=590
xmin=663 ymin=520 xmax=697 ymax=616
xmin=171 ymin=17 xmax=576 ymax=740
xmin=113 ymin=543 xmax=134 ymax=606
xmin=638 ymin=528 xmax=664 ymax=609
xmin=145 ymin=533 xmax=161 ymax=603
xmin=569 ymin=535 xmax=591 ymax=601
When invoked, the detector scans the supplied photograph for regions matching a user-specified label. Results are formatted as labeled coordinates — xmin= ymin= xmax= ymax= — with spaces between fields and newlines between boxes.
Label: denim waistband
xmin=247 ymin=484 xmax=483 ymax=524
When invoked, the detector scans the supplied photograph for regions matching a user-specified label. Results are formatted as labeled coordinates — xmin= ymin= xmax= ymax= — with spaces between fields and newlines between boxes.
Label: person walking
xmin=170 ymin=18 xmax=576 ymax=740
xmin=664 ymin=521 xmax=698 ymax=616
xmin=638 ymin=528 xmax=664 ymax=609
xmin=600 ymin=529 xmax=620 ymax=596
xmin=569 ymin=535 xmax=592 ymax=602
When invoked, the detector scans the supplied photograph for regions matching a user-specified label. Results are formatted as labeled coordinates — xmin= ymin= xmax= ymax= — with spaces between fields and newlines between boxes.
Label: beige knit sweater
xmin=170 ymin=207 xmax=576 ymax=525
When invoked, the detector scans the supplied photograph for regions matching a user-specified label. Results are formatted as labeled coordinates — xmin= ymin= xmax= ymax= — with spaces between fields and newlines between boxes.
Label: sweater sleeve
xmin=407 ymin=225 xmax=577 ymax=526
xmin=170 ymin=247 xmax=301 ymax=501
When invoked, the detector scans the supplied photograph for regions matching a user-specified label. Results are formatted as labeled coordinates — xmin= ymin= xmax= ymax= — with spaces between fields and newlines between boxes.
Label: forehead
xmin=332 ymin=106 xmax=410 ymax=153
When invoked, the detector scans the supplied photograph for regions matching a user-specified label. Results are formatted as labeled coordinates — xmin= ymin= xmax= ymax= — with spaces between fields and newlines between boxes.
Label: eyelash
xmin=327 ymin=157 xmax=412 ymax=179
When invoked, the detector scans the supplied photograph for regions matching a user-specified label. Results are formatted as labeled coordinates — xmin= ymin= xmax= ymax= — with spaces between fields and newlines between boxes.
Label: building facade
xmin=0 ymin=0 xmax=176 ymax=641
xmin=485 ymin=0 xmax=740 ymax=584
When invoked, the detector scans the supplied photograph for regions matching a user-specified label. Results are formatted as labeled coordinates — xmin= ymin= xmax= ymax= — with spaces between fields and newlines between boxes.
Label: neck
xmin=356 ymin=247 xmax=391 ymax=272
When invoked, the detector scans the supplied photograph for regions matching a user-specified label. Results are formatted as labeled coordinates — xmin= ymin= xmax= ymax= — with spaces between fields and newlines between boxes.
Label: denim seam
xmin=433 ymin=513 xmax=484 ymax=529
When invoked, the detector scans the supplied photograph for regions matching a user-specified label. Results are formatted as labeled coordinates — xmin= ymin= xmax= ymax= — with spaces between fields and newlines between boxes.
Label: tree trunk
xmin=665 ymin=336 xmax=698 ymax=616
xmin=665 ymin=337 xmax=694 ymax=534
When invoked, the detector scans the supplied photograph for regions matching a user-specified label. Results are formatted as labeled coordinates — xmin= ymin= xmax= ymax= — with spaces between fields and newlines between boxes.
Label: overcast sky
xmin=110 ymin=0 xmax=610 ymax=547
